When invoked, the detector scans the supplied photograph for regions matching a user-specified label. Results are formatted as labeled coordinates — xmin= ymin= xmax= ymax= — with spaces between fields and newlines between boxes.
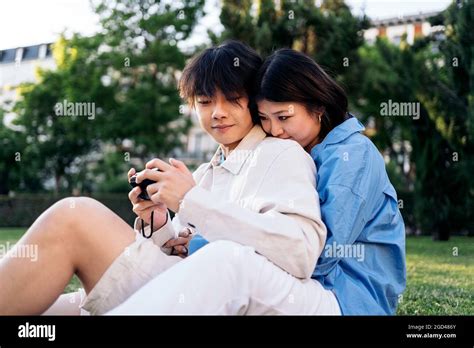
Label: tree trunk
xmin=54 ymin=174 xmax=61 ymax=195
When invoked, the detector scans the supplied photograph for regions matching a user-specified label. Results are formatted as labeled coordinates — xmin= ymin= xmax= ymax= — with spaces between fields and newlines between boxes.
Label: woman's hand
xmin=134 ymin=158 xmax=196 ymax=213
xmin=163 ymin=228 xmax=193 ymax=258
xmin=128 ymin=168 xmax=168 ymax=228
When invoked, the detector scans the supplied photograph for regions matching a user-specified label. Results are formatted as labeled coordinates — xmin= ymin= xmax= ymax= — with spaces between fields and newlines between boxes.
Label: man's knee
xmin=55 ymin=196 xmax=101 ymax=211
xmin=53 ymin=197 xmax=101 ymax=219
xmin=44 ymin=197 xmax=103 ymax=236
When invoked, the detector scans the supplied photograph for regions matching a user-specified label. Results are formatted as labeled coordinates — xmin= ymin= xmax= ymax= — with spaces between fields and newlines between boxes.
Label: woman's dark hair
xmin=255 ymin=49 xmax=349 ymax=140
xmin=179 ymin=40 xmax=263 ymax=123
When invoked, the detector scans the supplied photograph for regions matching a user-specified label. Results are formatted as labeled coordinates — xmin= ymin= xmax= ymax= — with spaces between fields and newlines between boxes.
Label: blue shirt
xmin=310 ymin=116 xmax=406 ymax=315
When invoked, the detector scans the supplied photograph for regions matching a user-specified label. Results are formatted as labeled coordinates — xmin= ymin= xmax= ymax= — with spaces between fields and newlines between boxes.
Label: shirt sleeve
xmin=178 ymin=145 xmax=327 ymax=279
xmin=133 ymin=214 xmax=176 ymax=255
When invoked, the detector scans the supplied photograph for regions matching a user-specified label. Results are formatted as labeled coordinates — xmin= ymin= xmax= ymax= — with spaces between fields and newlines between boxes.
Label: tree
xmin=0 ymin=110 xmax=33 ymax=194
xmin=411 ymin=0 xmax=474 ymax=239
xmin=90 ymin=0 xmax=205 ymax=156
xmin=12 ymin=37 xmax=99 ymax=193
xmin=352 ymin=1 xmax=473 ymax=239
xmin=10 ymin=0 xmax=205 ymax=193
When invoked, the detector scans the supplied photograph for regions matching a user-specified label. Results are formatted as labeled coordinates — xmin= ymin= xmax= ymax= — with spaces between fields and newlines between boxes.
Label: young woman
xmin=255 ymin=49 xmax=406 ymax=315
xmin=0 ymin=41 xmax=337 ymax=315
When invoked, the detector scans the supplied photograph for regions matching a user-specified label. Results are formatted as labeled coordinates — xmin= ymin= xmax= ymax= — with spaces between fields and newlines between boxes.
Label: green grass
xmin=397 ymin=236 xmax=473 ymax=315
xmin=0 ymin=228 xmax=27 ymax=244
xmin=1 ymin=228 xmax=472 ymax=315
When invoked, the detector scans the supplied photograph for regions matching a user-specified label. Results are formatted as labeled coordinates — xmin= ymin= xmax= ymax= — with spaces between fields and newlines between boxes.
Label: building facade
xmin=364 ymin=11 xmax=442 ymax=45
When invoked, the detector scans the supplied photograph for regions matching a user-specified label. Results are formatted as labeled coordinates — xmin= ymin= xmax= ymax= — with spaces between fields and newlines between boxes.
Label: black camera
xmin=129 ymin=168 xmax=161 ymax=200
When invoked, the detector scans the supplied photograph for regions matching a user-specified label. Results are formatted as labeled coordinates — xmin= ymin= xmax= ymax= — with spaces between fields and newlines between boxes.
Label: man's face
xmin=194 ymin=89 xmax=254 ymax=151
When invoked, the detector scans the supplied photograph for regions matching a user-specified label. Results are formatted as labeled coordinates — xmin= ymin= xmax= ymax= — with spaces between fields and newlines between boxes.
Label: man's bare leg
xmin=0 ymin=197 xmax=136 ymax=315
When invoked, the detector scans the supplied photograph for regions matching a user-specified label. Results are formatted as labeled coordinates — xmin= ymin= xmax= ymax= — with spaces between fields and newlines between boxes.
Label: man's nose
xmin=212 ymin=101 xmax=228 ymax=119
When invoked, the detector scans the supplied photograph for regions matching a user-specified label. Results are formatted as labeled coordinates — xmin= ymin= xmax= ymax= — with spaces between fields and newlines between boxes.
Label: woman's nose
xmin=270 ymin=124 xmax=284 ymax=137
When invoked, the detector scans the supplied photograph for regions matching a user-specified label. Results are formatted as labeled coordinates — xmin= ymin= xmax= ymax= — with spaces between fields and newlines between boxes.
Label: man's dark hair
xmin=255 ymin=49 xmax=349 ymax=140
xmin=179 ymin=40 xmax=263 ymax=123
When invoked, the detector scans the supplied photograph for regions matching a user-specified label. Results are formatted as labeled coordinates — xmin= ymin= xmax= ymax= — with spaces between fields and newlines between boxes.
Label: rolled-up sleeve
xmin=133 ymin=214 xmax=179 ymax=255
xmin=178 ymin=145 xmax=327 ymax=279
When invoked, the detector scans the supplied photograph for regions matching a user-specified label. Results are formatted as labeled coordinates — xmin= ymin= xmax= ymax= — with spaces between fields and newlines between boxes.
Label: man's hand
xmin=128 ymin=168 xmax=168 ymax=228
xmin=163 ymin=228 xmax=193 ymax=258
xmin=134 ymin=158 xmax=196 ymax=213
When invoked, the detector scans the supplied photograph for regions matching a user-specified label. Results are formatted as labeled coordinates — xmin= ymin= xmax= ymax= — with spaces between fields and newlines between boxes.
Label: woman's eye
xmin=279 ymin=116 xmax=289 ymax=121
xmin=259 ymin=116 xmax=268 ymax=121
xmin=197 ymin=100 xmax=211 ymax=105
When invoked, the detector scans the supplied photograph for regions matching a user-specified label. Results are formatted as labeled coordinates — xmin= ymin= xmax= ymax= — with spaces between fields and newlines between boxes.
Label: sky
xmin=0 ymin=0 xmax=453 ymax=50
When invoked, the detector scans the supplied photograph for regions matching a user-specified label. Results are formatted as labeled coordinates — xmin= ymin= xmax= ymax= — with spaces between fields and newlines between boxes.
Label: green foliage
xmin=410 ymin=1 xmax=473 ymax=239
xmin=0 ymin=193 xmax=136 ymax=227
xmin=12 ymin=37 xmax=99 ymax=193
xmin=351 ymin=2 xmax=473 ymax=239
xmin=7 ymin=0 xmax=205 ymax=194
xmin=0 ymin=111 xmax=30 ymax=194
xmin=218 ymin=0 xmax=368 ymax=88
xmin=92 ymin=152 xmax=133 ymax=193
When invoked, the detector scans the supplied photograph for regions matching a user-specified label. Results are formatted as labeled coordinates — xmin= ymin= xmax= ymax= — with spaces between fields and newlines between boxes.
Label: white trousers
xmin=107 ymin=240 xmax=341 ymax=315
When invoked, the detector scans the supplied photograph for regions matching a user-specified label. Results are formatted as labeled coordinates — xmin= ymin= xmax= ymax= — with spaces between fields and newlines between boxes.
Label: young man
xmin=0 ymin=41 xmax=333 ymax=315
xmin=107 ymin=41 xmax=338 ymax=315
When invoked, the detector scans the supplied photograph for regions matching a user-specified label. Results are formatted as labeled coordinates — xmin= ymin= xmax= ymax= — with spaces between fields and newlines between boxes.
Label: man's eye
xmin=197 ymin=100 xmax=211 ymax=105
xmin=259 ymin=116 xmax=268 ymax=121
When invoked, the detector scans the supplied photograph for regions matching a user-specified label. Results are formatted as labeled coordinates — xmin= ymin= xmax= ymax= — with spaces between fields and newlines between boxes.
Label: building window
xmin=39 ymin=44 xmax=47 ymax=59
xmin=15 ymin=48 xmax=24 ymax=64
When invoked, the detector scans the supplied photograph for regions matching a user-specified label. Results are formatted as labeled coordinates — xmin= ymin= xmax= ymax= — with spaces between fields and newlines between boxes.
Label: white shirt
xmin=135 ymin=125 xmax=327 ymax=279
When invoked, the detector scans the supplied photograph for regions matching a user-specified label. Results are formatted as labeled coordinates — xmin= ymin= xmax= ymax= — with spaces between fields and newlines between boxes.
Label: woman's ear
xmin=312 ymin=106 xmax=325 ymax=124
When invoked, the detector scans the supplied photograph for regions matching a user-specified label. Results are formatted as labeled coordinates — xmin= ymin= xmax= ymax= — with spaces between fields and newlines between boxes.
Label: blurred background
xmin=0 ymin=0 xmax=472 ymax=314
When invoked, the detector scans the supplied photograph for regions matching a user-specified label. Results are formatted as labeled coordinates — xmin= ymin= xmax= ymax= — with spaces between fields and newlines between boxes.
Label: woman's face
xmin=195 ymin=89 xmax=254 ymax=152
xmin=257 ymin=99 xmax=321 ymax=152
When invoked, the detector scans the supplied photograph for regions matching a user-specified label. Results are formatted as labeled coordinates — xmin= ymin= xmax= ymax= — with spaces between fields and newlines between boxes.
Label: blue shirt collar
xmin=311 ymin=115 xmax=365 ymax=157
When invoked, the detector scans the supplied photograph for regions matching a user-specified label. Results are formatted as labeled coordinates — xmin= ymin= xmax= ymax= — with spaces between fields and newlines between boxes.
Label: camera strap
xmin=141 ymin=211 xmax=154 ymax=239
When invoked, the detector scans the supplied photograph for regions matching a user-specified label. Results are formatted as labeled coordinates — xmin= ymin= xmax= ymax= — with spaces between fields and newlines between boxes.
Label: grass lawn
xmin=0 ymin=228 xmax=472 ymax=315
xmin=397 ymin=235 xmax=473 ymax=315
